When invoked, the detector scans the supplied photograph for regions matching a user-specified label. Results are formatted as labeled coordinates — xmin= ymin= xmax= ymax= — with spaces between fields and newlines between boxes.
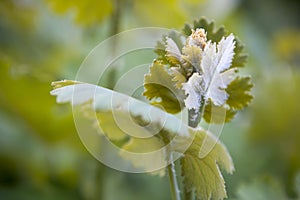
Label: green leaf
xmin=231 ymin=37 xmax=248 ymax=68
xmin=183 ymin=17 xmax=248 ymax=68
xmin=96 ymin=111 xmax=129 ymax=141
xmin=143 ymin=61 xmax=185 ymax=114
xmin=226 ymin=76 xmax=254 ymax=110
xmin=203 ymin=100 xmax=237 ymax=123
xmin=170 ymin=67 xmax=187 ymax=89
xmin=181 ymin=129 xmax=234 ymax=200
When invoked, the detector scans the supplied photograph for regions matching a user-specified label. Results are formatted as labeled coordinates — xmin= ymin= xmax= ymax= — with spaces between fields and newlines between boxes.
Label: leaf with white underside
xmin=51 ymin=81 xmax=234 ymax=196
xmin=155 ymin=30 xmax=184 ymax=65
xmin=202 ymin=34 xmax=236 ymax=104
xmin=165 ymin=37 xmax=182 ymax=65
xmin=182 ymin=73 xmax=204 ymax=111
xmin=183 ymin=34 xmax=236 ymax=111
xmin=202 ymin=76 xmax=253 ymax=124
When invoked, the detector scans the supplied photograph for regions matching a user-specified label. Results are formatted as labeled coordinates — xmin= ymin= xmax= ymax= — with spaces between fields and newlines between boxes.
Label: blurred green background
xmin=0 ymin=0 xmax=300 ymax=199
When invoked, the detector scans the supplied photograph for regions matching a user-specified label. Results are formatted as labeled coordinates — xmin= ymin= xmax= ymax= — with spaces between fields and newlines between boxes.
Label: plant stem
xmin=183 ymin=97 xmax=205 ymax=200
xmin=167 ymin=154 xmax=181 ymax=200
xmin=107 ymin=0 xmax=122 ymax=89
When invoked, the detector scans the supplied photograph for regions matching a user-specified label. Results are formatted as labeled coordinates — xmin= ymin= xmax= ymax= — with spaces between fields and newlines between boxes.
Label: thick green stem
xmin=167 ymin=155 xmax=181 ymax=200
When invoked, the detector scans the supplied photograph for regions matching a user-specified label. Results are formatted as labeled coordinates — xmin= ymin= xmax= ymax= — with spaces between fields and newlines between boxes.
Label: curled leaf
xmin=51 ymin=81 xmax=234 ymax=186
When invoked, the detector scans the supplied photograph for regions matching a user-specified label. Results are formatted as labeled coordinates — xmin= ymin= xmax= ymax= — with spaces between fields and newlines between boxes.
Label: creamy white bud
xmin=186 ymin=28 xmax=207 ymax=49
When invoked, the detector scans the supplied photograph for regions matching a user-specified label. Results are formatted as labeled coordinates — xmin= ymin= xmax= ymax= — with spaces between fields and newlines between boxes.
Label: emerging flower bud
xmin=186 ymin=28 xmax=207 ymax=49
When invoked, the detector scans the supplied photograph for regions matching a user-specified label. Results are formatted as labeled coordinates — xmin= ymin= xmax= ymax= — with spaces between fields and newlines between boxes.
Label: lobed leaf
xmin=143 ymin=61 xmax=185 ymax=114
xmin=226 ymin=76 xmax=254 ymax=110
xmin=231 ymin=37 xmax=248 ymax=68
xmin=181 ymin=129 xmax=234 ymax=200
xmin=170 ymin=67 xmax=187 ymax=89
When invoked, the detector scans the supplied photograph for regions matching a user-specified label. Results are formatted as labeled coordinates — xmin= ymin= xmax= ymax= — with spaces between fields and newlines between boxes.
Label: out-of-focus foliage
xmin=273 ymin=29 xmax=300 ymax=67
xmin=247 ymin=73 xmax=300 ymax=196
xmin=46 ymin=0 xmax=112 ymax=26
xmin=233 ymin=177 xmax=288 ymax=200
xmin=133 ymin=0 xmax=187 ymax=28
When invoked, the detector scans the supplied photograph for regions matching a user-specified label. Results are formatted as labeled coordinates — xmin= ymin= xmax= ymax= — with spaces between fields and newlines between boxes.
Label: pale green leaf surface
xmin=181 ymin=129 xmax=234 ymax=200
xmin=143 ymin=61 xmax=185 ymax=114
xmin=96 ymin=111 xmax=128 ymax=141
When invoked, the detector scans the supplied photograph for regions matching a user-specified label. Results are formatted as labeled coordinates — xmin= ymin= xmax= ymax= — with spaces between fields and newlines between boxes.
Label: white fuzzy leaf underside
xmin=183 ymin=34 xmax=236 ymax=110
